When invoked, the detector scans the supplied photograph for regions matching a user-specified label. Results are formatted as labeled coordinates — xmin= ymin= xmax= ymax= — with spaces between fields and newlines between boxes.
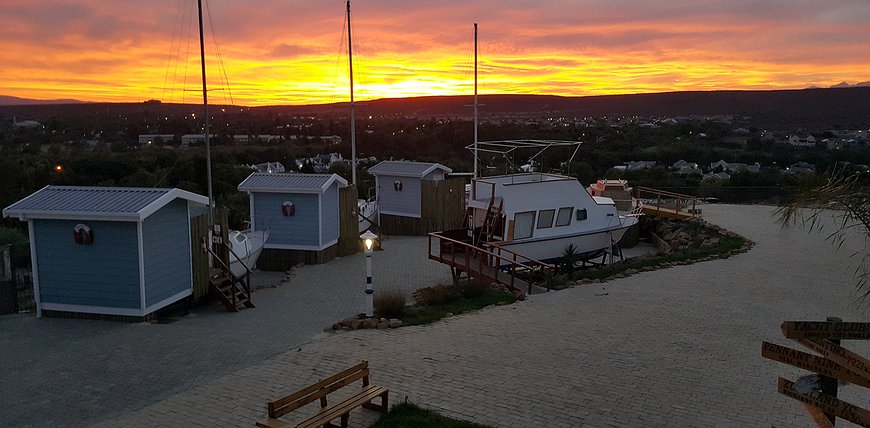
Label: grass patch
xmin=371 ymin=402 xmax=493 ymax=428
xmin=573 ymin=234 xmax=748 ymax=282
xmin=402 ymin=285 xmax=516 ymax=326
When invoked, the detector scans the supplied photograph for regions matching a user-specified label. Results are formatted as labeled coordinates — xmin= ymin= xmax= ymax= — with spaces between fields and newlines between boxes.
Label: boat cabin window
xmin=555 ymin=207 xmax=572 ymax=227
xmin=576 ymin=208 xmax=588 ymax=221
xmin=514 ymin=211 xmax=536 ymax=239
xmin=537 ymin=209 xmax=555 ymax=229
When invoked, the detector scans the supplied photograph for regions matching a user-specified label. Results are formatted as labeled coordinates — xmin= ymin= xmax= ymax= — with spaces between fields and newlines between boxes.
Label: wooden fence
xmin=337 ymin=185 xmax=360 ymax=257
xmin=381 ymin=177 xmax=467 ymax=235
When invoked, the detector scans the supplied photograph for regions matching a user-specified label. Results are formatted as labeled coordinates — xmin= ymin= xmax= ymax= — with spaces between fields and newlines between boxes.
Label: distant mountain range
xmin=0 ymin=95 xmax=86 ymax=106
xmin=806 ymin=81 xmax=870 ymax=90
xmin=2 ymin=87 xmax=869 ymax=128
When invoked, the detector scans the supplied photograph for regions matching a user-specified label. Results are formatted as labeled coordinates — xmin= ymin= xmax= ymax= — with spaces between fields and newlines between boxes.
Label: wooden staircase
xmin=206 ymin=244 xmax=255 ymax=312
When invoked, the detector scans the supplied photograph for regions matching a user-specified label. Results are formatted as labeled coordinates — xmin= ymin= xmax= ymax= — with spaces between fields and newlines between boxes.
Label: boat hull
xmin=489 ymin=216 xmax=638 ymax=263
xmin=229 ymin=229 xmax=269 ymax=277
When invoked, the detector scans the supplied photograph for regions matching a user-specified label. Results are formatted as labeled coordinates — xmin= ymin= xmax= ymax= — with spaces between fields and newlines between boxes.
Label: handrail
xmin=428 ymin=231 xmax=554 ymax=294
xmin=485 ymin=241 xmax=554 ymax=269
xmin=206 ymin=242 xmax=252 ymax=307
xmin=429 ymin=232 xmax=553 ymax=272
xmin=634 ymin=186 xmax=699 ymax=218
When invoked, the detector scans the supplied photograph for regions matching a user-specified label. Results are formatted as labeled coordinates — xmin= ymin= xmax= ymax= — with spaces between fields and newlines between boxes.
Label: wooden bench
xmin=256 ymin=361 xmax=389 ymax=428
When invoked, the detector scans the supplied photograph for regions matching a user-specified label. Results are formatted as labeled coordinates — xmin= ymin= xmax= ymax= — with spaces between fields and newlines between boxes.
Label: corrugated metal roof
xmin=3 ymin=186 xmax=208 ymax=221
xmin=367 ymin=161 xmax=451 ymax=177
xmin=237 ymin=173 xmax=347 ymax=193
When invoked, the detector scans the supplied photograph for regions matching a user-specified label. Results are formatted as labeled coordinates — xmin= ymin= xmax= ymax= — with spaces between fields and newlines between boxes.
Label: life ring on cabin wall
xmin=74 ymin=223 xmax=93 ymax=245
xmin=282 ymin=201 xmax=296 ymax=217
xmin=393 ymin=180 xmax=403 ymax=192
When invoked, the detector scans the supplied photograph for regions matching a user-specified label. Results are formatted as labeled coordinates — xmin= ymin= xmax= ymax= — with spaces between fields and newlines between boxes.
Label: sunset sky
xmin=2 ymin=0 xmax=868 ymax=106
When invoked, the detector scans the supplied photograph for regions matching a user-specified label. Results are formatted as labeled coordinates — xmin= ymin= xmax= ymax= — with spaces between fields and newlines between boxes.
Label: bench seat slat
xmin=296 ymin=385 xmax=388 ymax=428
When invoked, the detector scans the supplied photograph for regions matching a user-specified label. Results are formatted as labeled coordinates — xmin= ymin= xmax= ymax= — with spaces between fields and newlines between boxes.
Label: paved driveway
xmin=0 ymin=235 xmax=452 ymax=427
xmin=4 ymin=204 xmax=870 ymax=427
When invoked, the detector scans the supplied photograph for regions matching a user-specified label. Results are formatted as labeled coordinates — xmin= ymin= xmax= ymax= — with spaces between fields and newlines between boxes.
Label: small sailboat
xmin=228 ymin=229 xmax=269 ymax=277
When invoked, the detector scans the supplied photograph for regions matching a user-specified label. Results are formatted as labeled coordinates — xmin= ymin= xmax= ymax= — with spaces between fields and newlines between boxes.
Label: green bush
xmin=0 ymin=227 xmax=27 ymax=246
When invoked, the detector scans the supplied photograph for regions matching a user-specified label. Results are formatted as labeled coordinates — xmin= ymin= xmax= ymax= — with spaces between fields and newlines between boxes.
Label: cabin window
xmin=514 ymin=211 xmax=536 ymax=239
xmin=537 ymin=209 xmax=555 ymax=229
xmin=555 ymin=207 xmax=572 ymax=227
xmin=576 ymin=208 xmax=588 ymax=221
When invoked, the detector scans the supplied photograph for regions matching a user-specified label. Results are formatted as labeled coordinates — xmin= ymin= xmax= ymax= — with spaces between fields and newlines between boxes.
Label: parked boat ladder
xmin=206 ymin=243 xmax=255 ymax=312
xmin=428 ymin=230 xmax=555 ymax=298
xmin=634 ymin=186 xmax=701 ymax=220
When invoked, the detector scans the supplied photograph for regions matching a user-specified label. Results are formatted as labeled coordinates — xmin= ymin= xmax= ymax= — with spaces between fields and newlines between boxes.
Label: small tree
xmin=778 ymin=169 xmax=870 ymax=297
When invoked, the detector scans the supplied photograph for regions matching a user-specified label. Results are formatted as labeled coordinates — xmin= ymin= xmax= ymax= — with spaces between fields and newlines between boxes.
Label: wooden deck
xmin=428 ymin=230 xmax=554 ymax=296
xmin=635 ymin=187 xmax=701 ymax=220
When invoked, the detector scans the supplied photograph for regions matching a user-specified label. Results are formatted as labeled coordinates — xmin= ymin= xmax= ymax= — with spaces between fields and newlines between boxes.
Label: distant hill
xmin=0 ymin=95 xmax=86 ymax=106
xmin=1 ymin=87 xmax=869 ymax=129
xmin=263 ymin=87 xmax=870 ymax=128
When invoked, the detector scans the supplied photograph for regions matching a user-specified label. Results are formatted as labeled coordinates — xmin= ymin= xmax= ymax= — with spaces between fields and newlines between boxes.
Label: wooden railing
xmin=634 ymin=186 xmax=701 ymax=219
xmin=207 ymin=241 xmax=253 ymax=309
xmin=428 ymin=231 xmax=554 ymax=294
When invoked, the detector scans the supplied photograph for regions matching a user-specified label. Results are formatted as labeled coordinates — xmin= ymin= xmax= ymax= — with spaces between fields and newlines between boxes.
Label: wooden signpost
xmin=764 ymin=319 xmax=870 ymax=427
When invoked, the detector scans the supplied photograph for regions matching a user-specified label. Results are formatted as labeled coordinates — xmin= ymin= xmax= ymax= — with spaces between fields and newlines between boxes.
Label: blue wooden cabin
xmin=367 ymin=161 xmax=462 ymax=235
xmin=2 ymin=186 xmax=208 ymax=319
xmin=238 ymin=173 xmax=348 ymax=268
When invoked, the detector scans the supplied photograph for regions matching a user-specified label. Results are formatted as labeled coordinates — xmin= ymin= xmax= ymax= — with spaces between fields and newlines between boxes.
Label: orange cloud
xmin=1 ymin=1 xmax=868 ymax=106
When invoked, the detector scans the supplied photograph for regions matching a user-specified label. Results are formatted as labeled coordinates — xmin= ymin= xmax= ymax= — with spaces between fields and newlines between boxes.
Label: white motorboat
xmin=465 ymin=173 xmax=641 ymax=263
xmin=228 ymin=229 xmax=269 ymax=278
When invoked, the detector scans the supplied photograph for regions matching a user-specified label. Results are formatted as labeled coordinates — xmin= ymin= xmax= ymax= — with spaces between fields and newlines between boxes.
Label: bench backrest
xmin=268 ymin=361 xmax=370 ymax=419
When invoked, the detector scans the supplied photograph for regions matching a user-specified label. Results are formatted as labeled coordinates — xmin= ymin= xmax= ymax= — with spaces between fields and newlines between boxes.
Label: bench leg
xmin=361 ymin=391 xmax=389 ymax=413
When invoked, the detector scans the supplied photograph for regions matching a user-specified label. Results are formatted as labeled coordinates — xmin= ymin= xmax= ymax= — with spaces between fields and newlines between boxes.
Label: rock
xmin=285 ymin=270 xmax=293 ymax=275
xmin=624 ymin=268 xmax=638 ymax=275
xmin=445 ymin=312 xmax=454 ymax=318
xmin=350 ymin=319 xmax=364 ymax=329
xmin=388 ymin=319 xmax=403 ymax=328
xmin=379 ymin=318 xmax=388 ymax=324
xmin=331 ymin=323 xmax=340 ymax=330
xmin=362 ymin=318 xmax=379 ymax=329
xmin=376 ymin=322 xmax=389 ymax=329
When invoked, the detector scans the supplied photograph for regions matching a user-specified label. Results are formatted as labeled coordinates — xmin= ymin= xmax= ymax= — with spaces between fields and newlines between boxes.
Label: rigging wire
xmin=181 ymin=0 xmax=195 ymax=105
xmin=204 ymin=0 xmax=235 ymax=106
xmin=161 ymin=0 xmax=184 ymax=103
xmin=329 ymin=10 xmax=349 ymax=105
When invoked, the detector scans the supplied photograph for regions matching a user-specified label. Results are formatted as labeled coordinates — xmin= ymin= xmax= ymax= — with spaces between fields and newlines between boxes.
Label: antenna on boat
xmin=347 ymin=0 xmax=357 ymax=186
xmin=197 ymin=0 xmax=214 ymax=225
xmin=473 ymin=23 xmax=479 ymax=180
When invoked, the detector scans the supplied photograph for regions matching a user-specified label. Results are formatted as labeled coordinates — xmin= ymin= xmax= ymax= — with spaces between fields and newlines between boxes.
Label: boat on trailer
xmin=462 ymin=172 xmax=641 ymax=263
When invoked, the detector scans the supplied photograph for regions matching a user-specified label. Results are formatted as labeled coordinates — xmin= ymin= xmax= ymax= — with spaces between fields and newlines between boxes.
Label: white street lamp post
xmin=360 ymin=230 xmax=377 ymax=318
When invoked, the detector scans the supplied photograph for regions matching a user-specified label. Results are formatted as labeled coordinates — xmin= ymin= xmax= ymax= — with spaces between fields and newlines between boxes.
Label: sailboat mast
xmin=473 ymin=23 xmax=479 ymax=179
xmin=347 ymin=0 xmax=357 ymax=186
xmin=197 ymin=0 xmax=214 ymax=223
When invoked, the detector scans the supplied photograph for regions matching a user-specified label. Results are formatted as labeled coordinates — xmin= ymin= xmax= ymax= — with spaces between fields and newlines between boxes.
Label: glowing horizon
xmin=2 ymin=1 xmax=868 ymax=107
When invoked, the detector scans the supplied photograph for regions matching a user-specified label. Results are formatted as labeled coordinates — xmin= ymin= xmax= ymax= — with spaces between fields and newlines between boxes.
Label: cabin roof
xmin=237 ymin=173 xmax=348 ymax=194
xmin=367 ymin=161 xmax=452 ymax=178
xmin=3 ymin=186 xmax=208 ymax=222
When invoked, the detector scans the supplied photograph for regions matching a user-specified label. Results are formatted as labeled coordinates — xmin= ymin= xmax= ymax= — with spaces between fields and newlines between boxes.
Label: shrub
xmin=0 ymin=227 xmax=26 ymax=246
xmin=374 ymin=288 xmax=407 ymax=318
xmin=414 ymin=285 xmax=455 ymax=306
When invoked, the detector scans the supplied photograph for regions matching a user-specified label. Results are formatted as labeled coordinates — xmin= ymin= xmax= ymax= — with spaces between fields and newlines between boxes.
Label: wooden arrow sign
xmin=778 ymin=377 xmax=870 ymax=426
xmin=795 ymin=338 xmax=870 ymax=383
xmin=762 ymin=341 xmax=870 ymax=388
xmin=782 ymin=321 xmax=870 ymax=340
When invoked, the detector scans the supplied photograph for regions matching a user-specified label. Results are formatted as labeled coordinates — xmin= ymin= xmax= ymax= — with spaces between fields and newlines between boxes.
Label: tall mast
xmin=347 ymin=0 xmax=357 ymax=186
xmin=473 ymin=23 xmax=479 ymax=179
xmin=197 ymin=0 xmax=214 ymax=224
